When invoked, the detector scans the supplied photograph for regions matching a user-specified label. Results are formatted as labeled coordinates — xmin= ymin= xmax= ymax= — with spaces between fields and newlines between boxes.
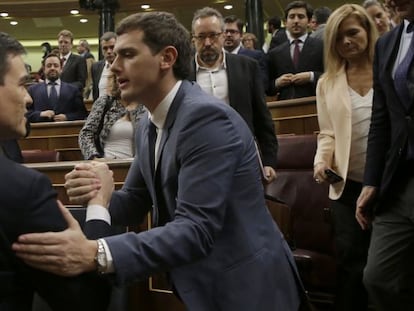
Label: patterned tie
xmin=48 ymin=81 xmax=58 ymax=109
xmin=292 ymin=39 xmax=301 ymax=68
xmin=393 ymin=24 xmax=414 ymax=108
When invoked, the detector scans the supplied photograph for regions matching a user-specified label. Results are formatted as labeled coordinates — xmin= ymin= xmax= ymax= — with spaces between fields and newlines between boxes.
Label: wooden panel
xmin=29 ymin=120 xmax=85 ymax=136
xmin=18 ymin=134 xmax=79 ymax=151
xmin=25 ymin=159 xmax=132 ymax=184
xmin=56 ymin=148 xmax=83 ymax=161
xmin=267 ymin=96 xmax=319 ymax=135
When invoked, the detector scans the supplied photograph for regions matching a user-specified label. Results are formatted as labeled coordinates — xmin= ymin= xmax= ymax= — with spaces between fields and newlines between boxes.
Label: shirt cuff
xmin=309 ymin=71 xmax=315 ymax=82
xmin=86 ymin=204 xmax=111 ymax=225
xmin=100 ymin=238 xmax=115 ymax=273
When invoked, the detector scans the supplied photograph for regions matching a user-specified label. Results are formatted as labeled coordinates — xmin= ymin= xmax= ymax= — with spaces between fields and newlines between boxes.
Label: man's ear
xmin=160 ymin=46 xmax=178 ymax=70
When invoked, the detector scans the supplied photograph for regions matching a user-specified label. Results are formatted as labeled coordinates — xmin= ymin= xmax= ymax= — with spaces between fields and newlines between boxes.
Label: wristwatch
xmin=95 ymin=239 xmax=107 ymax=274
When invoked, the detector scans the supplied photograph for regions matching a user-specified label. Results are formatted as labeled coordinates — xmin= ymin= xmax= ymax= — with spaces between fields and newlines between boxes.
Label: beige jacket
xmin=314 ymin=68 xmax=352 ymax=200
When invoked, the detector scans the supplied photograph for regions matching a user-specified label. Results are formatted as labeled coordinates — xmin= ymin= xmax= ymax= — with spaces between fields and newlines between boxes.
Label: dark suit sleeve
xmin=26 ymin=86 xmax=50 ymax=122
xmin=363 ymin=39 xmax=392 ymax=187
xmin=10 ymin=170 xmax=111 ymax=311
xmin=63 ymin=87 xmax=88 ymax=121
xmin=76 ymin=57 xmax=87 ymax=91
xmin=249 ymin=60 xmax=278 ymax=168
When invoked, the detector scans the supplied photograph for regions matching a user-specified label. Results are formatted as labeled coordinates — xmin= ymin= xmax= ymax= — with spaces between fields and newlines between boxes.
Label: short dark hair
xmin=224 ymin=15 xmax=244 ymax=33
xmin=313 ymin=6 xmax=332 ymax=24
xmin=0 ymin=32 xmax=25 ymax=85
xmin=100 ymin=31 xmax=117 ymax=42
xmin=116 ymin=12 xmax=191 ymax=80
xmin=285 ymin=1 xmax=314 ymax=20
xmin=268 ymin=16 xmax=282 ymax=29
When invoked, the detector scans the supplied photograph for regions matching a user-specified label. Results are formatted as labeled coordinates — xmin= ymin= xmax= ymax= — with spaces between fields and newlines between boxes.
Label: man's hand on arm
xmin=356 ymin=186 xmax=377 ymax=230
xmin=12 ymin=201 xmax=98 ymax=276
xmin=275 ymin=73 xmax=294 ymax=89
xmin=263 ymin=166 xmax=276 ymax=183
xmin=40 ymin=110 xmax=55 ymax=119
xmin=54 ymin=114 xmax=67 ymax=121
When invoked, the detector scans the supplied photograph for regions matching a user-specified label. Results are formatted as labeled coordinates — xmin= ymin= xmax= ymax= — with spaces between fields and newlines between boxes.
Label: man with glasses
xmin=223 ymin=15 xmax=269 ymax=90
xmin=189 ymin=7 xmax=278 ymax=183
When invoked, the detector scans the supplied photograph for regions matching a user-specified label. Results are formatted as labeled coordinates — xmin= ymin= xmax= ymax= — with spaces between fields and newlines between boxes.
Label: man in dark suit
xmin=266 ymin=15 xmax=288 ymax=52
xmin=58 ymin=29 xmax=87 ymax=92
xmin=189 ymin=8 xmax=278 ymax=182
xmin=267 ymin=1 xmax=324 ymax=100
xmin=91 ymin=32 xmax=117 ymax=101
xmin=356 ymin=1 xmax=414 ymax=309
xmin=27 ymin=53 xmax=87 ymax=122
xmin=223 ymin=15 xmax=269 ymax=91
xmin=0 ymin=31 xmax=110 ymax=311
xmin=13 ymin=12 xmax=304 ymax=311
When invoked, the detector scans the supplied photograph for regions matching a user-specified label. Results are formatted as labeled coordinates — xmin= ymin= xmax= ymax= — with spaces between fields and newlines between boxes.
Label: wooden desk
xmin=29 ymin=120 xmax=85 ymax=136
xmin=19 ymin=134 xmax=80 ymax=151
xmin=267 ymin=96 xmax=319 ymax=135
xmin=25 ymin=159 xmax=132 ymax=184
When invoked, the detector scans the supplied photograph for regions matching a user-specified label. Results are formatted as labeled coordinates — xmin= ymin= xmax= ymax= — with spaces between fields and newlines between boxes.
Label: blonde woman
xmin=313 ymin=4 xmax=378 ymax=310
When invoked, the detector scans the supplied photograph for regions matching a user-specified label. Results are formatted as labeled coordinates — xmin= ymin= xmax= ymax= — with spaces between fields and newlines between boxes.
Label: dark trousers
xmin=363 ymin=175 xmax=414 ymax=311
xmin=330 ymin=180 xmax=371 ymax=311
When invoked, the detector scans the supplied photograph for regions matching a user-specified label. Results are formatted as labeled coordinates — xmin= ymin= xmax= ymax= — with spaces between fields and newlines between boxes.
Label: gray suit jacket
xmin=104 ymin=81 xmax=301 ymax=310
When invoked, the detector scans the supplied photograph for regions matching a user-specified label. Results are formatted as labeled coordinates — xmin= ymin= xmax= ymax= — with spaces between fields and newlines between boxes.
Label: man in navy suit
xmin=189 ymin=7 xmax=278 ymax=182
xmin=356 ymin=0 xmax=414 ymax=309
xmin=0 ymin=31 xmax=110 ymax=311
xmin=58 ymin=29 xmax=87 ymax=92
xmin=13 ymin=12 xmax=304 ymax=311
xmin=27 ymin=53 xmax=87 ymax=122
xmin=223 ymin=15 xmax=269 ymax=90
xmin=91 ymin=32 xmax=117 ymax=101
xmin=267 ymin=1 xmax=323 ymax=100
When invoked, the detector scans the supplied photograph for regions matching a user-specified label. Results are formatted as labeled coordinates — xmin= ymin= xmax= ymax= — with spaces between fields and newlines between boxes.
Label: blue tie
xmin=48 ymin=81 xmax=58 ymax=109
xmin=393 ymin=23 xmax=414 ymax=109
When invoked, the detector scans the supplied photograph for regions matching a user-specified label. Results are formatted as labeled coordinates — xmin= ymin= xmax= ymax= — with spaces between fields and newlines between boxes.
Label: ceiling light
xmin=70 ymin=9 xmax=80 ymax=15
xmin=141 ymin=4 xmax=150 ymax=9
xmin=0 ymin=12 xmax=9 ymax=17
xmin=10 ymin=21 xmax=18 ymax=26
xmin=80 ymin=18 xmax=88 ymax=23
xmin=224 ymin=5 xmax=233 ymax=10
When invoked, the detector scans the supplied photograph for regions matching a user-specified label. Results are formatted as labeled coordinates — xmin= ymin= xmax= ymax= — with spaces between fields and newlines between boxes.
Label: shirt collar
xmin=229 ymin=43 xmax=242 ymax=54
xmin=287 ymin=31 xmax=308 ymax=44
xmin=195 ymin=48 xmax=227 ymax=72
xmin=61 ymin=52 xmax=71 ymax=60
xmin=149 ymin=80 xmax=182 ymax=129
xmin=45 ymin=78 xmax=61 ymax=85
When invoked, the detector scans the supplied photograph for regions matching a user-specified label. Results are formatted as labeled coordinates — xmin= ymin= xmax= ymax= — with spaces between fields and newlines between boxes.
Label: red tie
xmin=292 ymin=39 xmax=301 ymax=68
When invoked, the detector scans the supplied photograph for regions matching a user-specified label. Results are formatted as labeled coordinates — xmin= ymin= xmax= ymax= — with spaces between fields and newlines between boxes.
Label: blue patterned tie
xmin=394 ymin=23 xmax=414 ymax=108
xmin=48 ymin=81 xmax=58 ymax=109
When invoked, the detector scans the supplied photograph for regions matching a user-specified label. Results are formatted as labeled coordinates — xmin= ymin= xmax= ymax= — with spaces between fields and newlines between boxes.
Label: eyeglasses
xmin=224 ymin=29 xmax=240 ymax=35
xmin=193 ymin=32 xmax=223 ymax=42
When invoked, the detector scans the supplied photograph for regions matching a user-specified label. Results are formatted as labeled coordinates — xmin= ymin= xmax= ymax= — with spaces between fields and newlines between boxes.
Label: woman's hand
xmin=313 ymin=162 xmax=329 ymax=184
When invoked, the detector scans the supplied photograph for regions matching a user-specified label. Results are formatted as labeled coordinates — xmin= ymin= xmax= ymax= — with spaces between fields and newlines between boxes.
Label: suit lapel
xmin=225 ymin=55 xmax=237 ymax=109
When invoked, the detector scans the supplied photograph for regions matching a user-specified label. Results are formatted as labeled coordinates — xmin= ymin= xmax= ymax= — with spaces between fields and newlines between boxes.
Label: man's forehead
xmin=288 ymin=7 xmax=307 ymax=16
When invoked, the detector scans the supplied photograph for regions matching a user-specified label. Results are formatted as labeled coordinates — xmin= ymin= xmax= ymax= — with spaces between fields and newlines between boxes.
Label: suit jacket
xmin=91 ymin=60 xmax=106 ymax=101
xmin=27 ymin=81 xmax=87 ymax=122
xmin=188 ymin=53 xmax=278 ymax=168
xmin=314 ymin=68 xmax=361 ymax=199
xmin=238 ymin=47 xmax=269 ymax=91
xmin=269 ymin=28 xmax=288 ymax=52
xmin=364 ymin=22 xmax=414 ymax=198
xmin=103 ymin=81 xmax=301 ymax=310
xmin=0 ymin=155 xmax=111 ymax=310
xmin=0 ymin=140 xmax=23 ymax=163
xmin=60 ymin=53 xmax=87 ymax=91
xmin=267 ymin=35 xmax=324 ymax=99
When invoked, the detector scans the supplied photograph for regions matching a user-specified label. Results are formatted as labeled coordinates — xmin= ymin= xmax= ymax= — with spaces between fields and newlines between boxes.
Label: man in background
xmin=91 ymin=32 xmax=117 ymax=101
xmin=77 ymin=39 xmax=95 ymax=99
xmin=58 ymin=29 xmax=87 ymax=92
xmin=27 ymin=53 xmax=87 ymax=122
xmin=267 ymin=0 xmax=324 ymax=100
xmin=189 ymin=7 xmax=278 ymax=182
xmin=266 ymin=15 xmax=288 ymax=52
xmin=310 ymin=6 xmax=332 ymax=41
